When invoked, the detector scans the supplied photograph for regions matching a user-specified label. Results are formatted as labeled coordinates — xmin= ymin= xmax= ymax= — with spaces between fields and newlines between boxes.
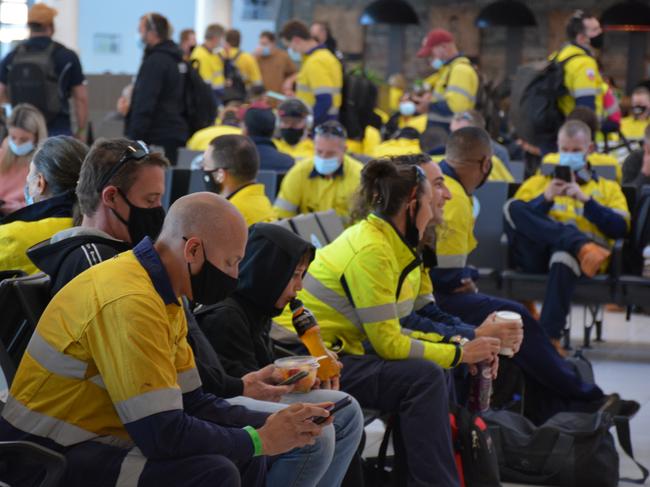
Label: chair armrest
xmin=609 ymin=238 xmax=624 ymax=280
xmin=0 ymin=441 xmax=66 ymax=487
xmin=500 ymin=233 xmax=513 ymax=270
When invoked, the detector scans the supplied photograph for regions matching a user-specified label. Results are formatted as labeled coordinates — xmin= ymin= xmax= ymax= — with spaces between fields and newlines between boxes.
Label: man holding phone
xmin=504 ymin=120 xmax=630 ymax=350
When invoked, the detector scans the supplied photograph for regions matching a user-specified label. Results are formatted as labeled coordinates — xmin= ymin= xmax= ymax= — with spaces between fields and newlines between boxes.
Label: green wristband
xmin=243 ymin=425 xmax=263 ymax=456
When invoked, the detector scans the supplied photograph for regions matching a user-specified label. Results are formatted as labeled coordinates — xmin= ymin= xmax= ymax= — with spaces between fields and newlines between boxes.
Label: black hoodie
xmin=195 ymin=223 xmax=315 ymax=378
xmin=126 ymin=40 xmax=189 ymax=145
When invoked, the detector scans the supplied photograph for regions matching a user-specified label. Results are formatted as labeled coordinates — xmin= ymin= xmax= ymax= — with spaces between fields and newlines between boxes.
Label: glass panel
xmin=0 ymin=2 xmax=27 ymax=26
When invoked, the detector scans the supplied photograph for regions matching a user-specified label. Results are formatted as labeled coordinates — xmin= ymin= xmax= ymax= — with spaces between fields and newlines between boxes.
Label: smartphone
xmin=278 ymin=370 xmax=309 ymax=386
xmin=553 ymin=165 xmax=572 ymax=183
xmin=312 ymin=396 xmax=353 ymax=425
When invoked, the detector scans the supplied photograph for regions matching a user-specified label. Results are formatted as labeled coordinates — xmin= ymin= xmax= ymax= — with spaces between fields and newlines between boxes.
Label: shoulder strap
xmin=614 ymin=416 xmax=649 ymax=484
xmin=556 ymin=53 xmax=588 ymax=67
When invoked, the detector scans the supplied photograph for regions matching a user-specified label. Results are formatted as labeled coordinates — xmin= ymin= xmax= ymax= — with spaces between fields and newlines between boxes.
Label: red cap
xmin=416 ymin=29 xmax=454 ymax=58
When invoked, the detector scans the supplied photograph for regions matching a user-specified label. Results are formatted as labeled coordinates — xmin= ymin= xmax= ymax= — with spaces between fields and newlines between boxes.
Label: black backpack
xmin=509 ymin=54 xmax=583 ymax=146
xmin=181 ymin=59 xmax=218 ymax=135
xmin=339 ymin=71 xmax=377 ymax=140
xmin=219 ymin=51 xmax=247 ymax=102
xmin=7 ymin=42 xmax=62 ymax=122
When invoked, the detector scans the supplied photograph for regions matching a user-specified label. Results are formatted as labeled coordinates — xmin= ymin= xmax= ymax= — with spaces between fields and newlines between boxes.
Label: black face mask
xmin=111 ymin=189 xmax=165 ymax=244
xmin=185 ymin=238 xmax=239 ymax=305
xmin=203 ymin=169 xmax=222 ymax=194
xmin=589 ymin=32 xmax=604 ymax=49
xmin=404 ymin=200 xmax=421 ymax=248
xmin=475 ymin=158 xmax=493 ymax=190
xmin=632 ymin=105 xmax=648 ymax=116
xmin=281 ymin=127 xmax=304 ymax=146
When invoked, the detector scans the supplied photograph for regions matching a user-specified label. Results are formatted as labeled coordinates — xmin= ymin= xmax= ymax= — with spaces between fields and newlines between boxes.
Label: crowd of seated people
xmin=0 ymin=5 xmax=647 ymax=487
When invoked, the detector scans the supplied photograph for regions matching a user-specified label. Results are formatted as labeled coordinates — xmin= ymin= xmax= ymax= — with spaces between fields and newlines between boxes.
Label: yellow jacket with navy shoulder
xmin=273 ymin=137 xmax=314 ymax=164
xmin=346 ymin=125 xmax=382 ymax=157
xmin=0 ymin=191 xmax=75 ymax=274
xmin=431 ymin=155 xmax=514 ymax=183
xmin=190 ymin=45 xmax=225 ymax=91
xmin=372 ymin=138 xmax=422 ymax=158
xmin=273 ymin=154 xmax=362 ymax=219
xmin=431 ymin=161 xmax=480 ymax=293
xmin=620 ymin=116 xmax=649 ymax=142
xmin=428 ymin=56 xmax=479 ymax=125
xmin=222 ymin=48 xmax=263 ymax=88
xmin=274 ymin=214 xmax=463 ymax=368
xmin=296 ymin=46 xmax=342 ymax=122
xmin=513 ymin=172 xmax=630 ymax=251
xmin=186 ymin=124 xmax=242 ymax=151
xmin=228 ymin=183 xmax=277 ymax=226
xmin=541 ymin=152 xmax=622 ymax=184
xmin=0 ymin=238 xmax=266 ymax=460
xmin=555 ymin=43 xmax=603 ymax=117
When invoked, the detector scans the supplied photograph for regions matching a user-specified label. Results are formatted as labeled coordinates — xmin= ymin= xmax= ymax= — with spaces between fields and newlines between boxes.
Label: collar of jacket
xmin=306 ymin=43 xmax=327 ymax=56
xmin=226 ymin=182 xmax=255 ymax=200
xmin=133 ymin=236 xmax=179 ymax=306
xmin=1 ymin=190 xmax=75 ymax=225
xmin=439 ymin=159 xmax=473 ymax=196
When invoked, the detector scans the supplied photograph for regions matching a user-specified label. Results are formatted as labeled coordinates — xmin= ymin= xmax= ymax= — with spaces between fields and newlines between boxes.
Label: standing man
xmin=127 ymin=12 xmax=189 ymax=164
xmin=620 ymin=86 xmax=650 ymax=143
xmin=179 ymin=28 xmax=197 ymax=61
xmin=414 ymin=29 xmax=478 ymax=131
xmin=280 ymin=20 xmax=342 ymax=128
xmin=0 ymin=3 xmax=88 ymax=139
xmin=221 ymin=29 xmax=263 ymax=91
xmin=254 ymin=31 xmax=297 ymax=93
xmin=190 ymin=24 xmax=226 ymax=102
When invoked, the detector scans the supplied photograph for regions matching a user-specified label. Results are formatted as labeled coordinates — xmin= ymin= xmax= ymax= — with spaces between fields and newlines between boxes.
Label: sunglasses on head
xmin=96 ymin=140 xmax=150 ymax=192
xmin=314 ymin=123 xmax=346 ymax=138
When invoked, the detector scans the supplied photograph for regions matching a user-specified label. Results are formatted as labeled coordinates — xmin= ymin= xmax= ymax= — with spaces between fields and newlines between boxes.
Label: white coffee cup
xmin=493 ymin=311 xmax=523 ymax=357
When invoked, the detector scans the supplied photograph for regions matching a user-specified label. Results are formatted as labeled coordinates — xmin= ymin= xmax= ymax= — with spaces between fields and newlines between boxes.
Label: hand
xmin=642 ymin=150 xmax=650 ymax=177
xmin=411 ymin=92 xmax=432 ymax=114
xmin=460 ymin=337 xmax=500 ymax=365
xmin=242 ymin=365 xmax=294 ymax=402
xmin=544 ymin=179 xmax=569 ymax=202
xmin=253 ymin=46 xmax=263 ymax=57
xmin=475 ymin=313 xmax=524 ymax=354
xmin=318 ymin=375 xmax=341 ymax=391
xmin=564 ymin=182 xmax=589 ymax=203
xmin=452 ymin=277 xmax=478 ymax=294
xmin=257 ymin=402 xmax=333 ymax=456
xmin=282 ymin=75 xmax=296 ymax=96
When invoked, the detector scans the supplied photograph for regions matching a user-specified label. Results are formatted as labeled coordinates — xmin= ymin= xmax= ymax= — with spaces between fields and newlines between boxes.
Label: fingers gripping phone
xmin=278 ymin=370 xmax=309 ymax=386
xmin=312 ymin=396 xmax=352 ymax=425
xmin=553 ymin=165 xmax=572 ymax=182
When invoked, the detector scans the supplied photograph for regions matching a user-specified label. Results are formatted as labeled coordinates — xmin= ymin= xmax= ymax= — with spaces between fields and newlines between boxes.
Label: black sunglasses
xmin=314 ymin=123 xmax=347 ymax=138
xmin=96 ymin=141 xmax=150 ymax=192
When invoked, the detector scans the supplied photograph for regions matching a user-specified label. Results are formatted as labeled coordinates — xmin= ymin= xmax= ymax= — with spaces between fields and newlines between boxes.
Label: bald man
xmin=0 ymin=192 xmax=333 ymax=487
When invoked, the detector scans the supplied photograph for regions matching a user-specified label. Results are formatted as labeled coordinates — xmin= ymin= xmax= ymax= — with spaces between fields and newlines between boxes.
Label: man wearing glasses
xmin=274 ymin=121 xmax=362 ymax=221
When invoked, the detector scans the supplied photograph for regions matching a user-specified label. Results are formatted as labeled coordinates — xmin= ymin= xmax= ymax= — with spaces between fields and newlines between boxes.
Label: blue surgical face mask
xmin=261 ymin=46 xmax=271 ymax=56
xmin=431 ymin=58 xmax=444 ymax=70
xmin=8 ymin=138 xmax=34 ymax=156
xmin=288 ymin=47 xmax=301 ymax=63
xmin=313 ymin=155 xmax=340 ymax=176
xmin=24 ymin=184 xmax=34 ymax=206
xmin=558 ymin=151 xmax=586 ymax=172
xmin=136 ymin=34 xmax=146 ymax=50
xmin=399 ymin=100 xmax=416 ymax=117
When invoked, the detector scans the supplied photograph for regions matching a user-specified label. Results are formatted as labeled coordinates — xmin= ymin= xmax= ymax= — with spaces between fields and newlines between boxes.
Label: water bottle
xmin=467 ymin=360 xmax=492 ymax=413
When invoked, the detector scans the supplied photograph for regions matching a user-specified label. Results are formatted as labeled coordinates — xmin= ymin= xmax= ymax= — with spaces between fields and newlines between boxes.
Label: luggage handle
xmin=614 ymin=416 xmax=649 ymax=484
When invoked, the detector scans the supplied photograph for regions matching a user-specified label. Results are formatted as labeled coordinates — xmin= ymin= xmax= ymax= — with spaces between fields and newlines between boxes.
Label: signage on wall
xmin=242 ymin=0 xmax=280 ymax=20
xmin=93 ymin=33 xmax=121 ymax=55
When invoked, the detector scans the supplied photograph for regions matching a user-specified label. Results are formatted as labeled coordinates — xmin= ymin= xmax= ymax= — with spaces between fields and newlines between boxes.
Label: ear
xmin=101 ymin=186 xmax=119 ymax=208
xmin=587 ymin=141 xmax=596 ymax=154
xmin=184 ymin=237 xmax=202 ymax=264
xmin=36 ymin=173 xmax=47 ymax=196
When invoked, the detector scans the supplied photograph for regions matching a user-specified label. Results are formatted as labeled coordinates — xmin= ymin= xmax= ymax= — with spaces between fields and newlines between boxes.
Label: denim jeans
xmin=228 ymin=389 xmax=364 ymax=487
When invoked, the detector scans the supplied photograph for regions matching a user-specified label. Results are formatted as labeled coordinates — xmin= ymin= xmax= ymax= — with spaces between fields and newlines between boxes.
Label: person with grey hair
xmin=0 ymin=135 xmax=87 ymax=274
xmin=506 ymin=120 xmax=630 ymax=350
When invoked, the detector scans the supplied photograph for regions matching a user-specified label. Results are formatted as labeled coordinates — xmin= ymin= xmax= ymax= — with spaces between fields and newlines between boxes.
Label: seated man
xmin=1 ymin=191 xmax=332 ymax=486
xmin=202 ymin=134 xmax=276 ymax=226
xmin=274 ymin=121 xmax=362 ymax=220
xmin=622 ymin=123 xmax=650 ymax=191
xmin=195 ymin=223 xmax=364 ymax=486
xmin=186 ymin=101 xmax=243 ymax=151
xmin=372 ymin=127 xmax=422 ymax=158
xmin=243 ymin=106 xmax=294 ymax=172
xmin=0 ymin=135 xmax=88 ymax=274
xmin=505 ymin=120 xmax=630 ymax=346
xmin=620 ymin=86 xmax=650 ymax=144
xmin=273 ymin=98 xmax=315 ymax=163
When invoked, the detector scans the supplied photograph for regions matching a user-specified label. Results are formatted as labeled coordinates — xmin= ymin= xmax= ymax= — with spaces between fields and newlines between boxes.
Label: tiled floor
xmin=363 ymin=305 xmax=650 ymax=486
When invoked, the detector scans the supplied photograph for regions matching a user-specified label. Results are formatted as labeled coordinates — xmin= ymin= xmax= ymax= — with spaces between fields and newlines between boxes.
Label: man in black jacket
xmin=126 ymin=13 xmax=188 ymax=164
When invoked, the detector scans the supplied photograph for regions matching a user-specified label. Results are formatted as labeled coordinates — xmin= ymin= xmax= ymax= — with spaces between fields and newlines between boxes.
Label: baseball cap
xmin=28 ymin=3 xmax=58 ymax=25
xmin=278 ymin=98 xmax=310 ymax=118
xmin=416 ymin=29 xmax=454 ymax=58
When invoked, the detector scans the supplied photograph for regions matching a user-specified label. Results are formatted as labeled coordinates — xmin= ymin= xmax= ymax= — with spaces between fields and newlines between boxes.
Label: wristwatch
xmin=450 ymin=335 xmax=470 ymax=346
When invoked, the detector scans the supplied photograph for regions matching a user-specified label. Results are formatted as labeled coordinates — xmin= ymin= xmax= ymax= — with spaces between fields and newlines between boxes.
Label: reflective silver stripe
xmin=274 ymin=198 xmax=298 ymax=213
xmin=89 ymin=374 xmax=106 ymax=389
xmin=573 ymin=88 xmax=597 ymax=97
xmin=327 ymin=106 xmax=340 ymax=116
xmin=177 ymin=368 xmax=201 ymax=393
xmin=210 ymin=82 xmax=225 ymax=90
xmin=92 ymin=435 xmax=134 ymax=450
xmin=427 ymin=112 xmax=453 ymax=124
xmin=2 ymin=395 xmax=97 ymax=446
xmin=27 ymin=333 xmax=88 ymax=380
xmin=503 ymin=198 xmax=517 ymax=230
xmin=549 ymin=251 xmax=581 ymax=276
xmin=613 ymin=208 xmax=630 ymax=219
xmin=436 ymin=254 xmax=468 ymax=268
xmin=396 ymin=299 xmax=415 ymax=318
xmin=313 ymin=87 xmax=341 ymax=96
xmin=414 ymin=294 xmax=434 ymax=311
xmin=401 ymin=328 xmax=414 ymax=336
xmin=408 ymin=339 xmax=425 ymax=359
xmin=296 ymin=83 xmax=310 ymax=93
xmin=551 ymin=203 xmax=568 ymax=213
xmin=582 ymin=232 xmax=610 ymax=249
xmin=432 ymin=92 xmax=445 ymax=102
xmin=302 ymin=273 xmax=363 ymax=331
xmin=356 ymin=303 xmax=397 ymax=324
xmin=114 ymin=388 xmax=182 ymax=424
xmin=446 ymin=85 xmax=476 ymax=102
xmin=116 ymin=447 xmax=146 ymax=487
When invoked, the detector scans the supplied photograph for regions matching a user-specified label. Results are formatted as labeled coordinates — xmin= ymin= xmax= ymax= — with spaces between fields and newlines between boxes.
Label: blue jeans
xmin=228 ymin=389 xmax=364 ymax=487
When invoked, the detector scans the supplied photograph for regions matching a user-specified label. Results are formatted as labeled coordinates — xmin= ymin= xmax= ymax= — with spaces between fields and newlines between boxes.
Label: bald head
xmin=445 ymin=126 xmax=492 ymax=166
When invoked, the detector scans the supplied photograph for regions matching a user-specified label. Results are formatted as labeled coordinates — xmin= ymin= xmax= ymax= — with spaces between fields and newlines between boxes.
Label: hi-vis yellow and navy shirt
xmin=296 ymin=45 xmax=342 ymax=126
xmin=541 ymin=152 xmax=622 ymax=184
xmin=431 ymin=155 xmax=514 ymax=183
xmin=186 ymin=124 xmax=242 ymax=151
xmin=221 ymin=48 xmax=263 ymax=88
xmin=227 ymin=183 xmax=277 ymax=226
xmin=274 ymin=155 xmax=362 ymax=219
xmin=620 ymin=115 xmax=649 ymax=142
xmin=190 ymin=45 xmax=225 ymax=92
xmin=0 ymin=191 xmax=75 ymax=274
xmin=273 ymin=137 xmax=314 ymax=164
xmin=555 ymin=43 xmax=603 ymax=117
xmin=0 ymin=238 xmax=267 ymax=460
xmin=427 ymin=56 xmax=479 ymax=126
xmin=273 ymin=214 xmax=462 ymax=368
xmin=513 ymin=171 xmax=630 ymax=252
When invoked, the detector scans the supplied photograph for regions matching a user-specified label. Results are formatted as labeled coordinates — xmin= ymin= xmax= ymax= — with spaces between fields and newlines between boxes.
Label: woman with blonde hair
xmin=0 ymin=104 xmax=47 ymax=215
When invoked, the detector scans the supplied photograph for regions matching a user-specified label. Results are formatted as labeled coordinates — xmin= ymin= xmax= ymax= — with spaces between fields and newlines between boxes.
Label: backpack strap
xmin=614 ymin=415 xmax=649 ymax=484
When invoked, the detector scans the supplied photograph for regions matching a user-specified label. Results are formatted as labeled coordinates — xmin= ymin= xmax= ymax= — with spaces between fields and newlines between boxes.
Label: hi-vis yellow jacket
xmin=296 ymin=47 xmax=342 ymax=119
xmin=274 ymin=214 xmax=463 ymax=368
xmin=228 ymin=183 xmax=277 ymax=226
xmin=431 ymin=155 xmax=514 ymax=183
xmin=555 ymin=43 xmax=603 ymax=117
xmin=541 ymin=152 xmax=622 ymax=184
xmin=190 ymin=45 xmax=225 ymax=91
xmin=273 ymin=137 xmax=314 ymax=164
xmin=428 ymin=56 xmax=479 ymax=125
